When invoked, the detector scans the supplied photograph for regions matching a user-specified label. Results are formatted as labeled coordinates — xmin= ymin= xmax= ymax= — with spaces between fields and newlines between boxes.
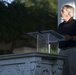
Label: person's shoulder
xmin=73 ymin=19 xmax=76 ymax=22
xmin=72 ymin=19 xmax=76 ymax=27
xmin=71 ymin=19 xmax=76 ymax=24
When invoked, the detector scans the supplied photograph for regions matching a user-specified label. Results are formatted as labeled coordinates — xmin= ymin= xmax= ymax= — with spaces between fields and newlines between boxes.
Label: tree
xmin=15 ymin=0 xmax=58 ymax=30
xmin=0 ymin=0 xmax=58 ymax=54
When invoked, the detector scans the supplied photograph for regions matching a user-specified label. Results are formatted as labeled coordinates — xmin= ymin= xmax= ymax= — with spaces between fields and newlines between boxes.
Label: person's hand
xmin=72 ymin=36 xmax=76 ymax=41
xmin=63 ymin=35 xmax=72 ymax=41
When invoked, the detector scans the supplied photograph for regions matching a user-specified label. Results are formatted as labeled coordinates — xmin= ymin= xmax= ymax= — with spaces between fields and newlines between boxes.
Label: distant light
xmin=3 ymin=0 xmax=14 ymax=3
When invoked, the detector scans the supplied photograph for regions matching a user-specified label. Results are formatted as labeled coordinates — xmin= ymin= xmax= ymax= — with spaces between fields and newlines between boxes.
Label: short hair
xmin=62 ymin=5 xmax=74 ymax=17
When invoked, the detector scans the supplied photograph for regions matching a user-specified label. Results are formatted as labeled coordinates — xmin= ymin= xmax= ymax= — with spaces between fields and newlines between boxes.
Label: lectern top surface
xmin=28 ymin=30 xmax=64 ymax=42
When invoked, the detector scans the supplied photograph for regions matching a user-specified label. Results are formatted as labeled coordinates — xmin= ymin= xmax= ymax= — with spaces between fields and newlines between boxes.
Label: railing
xmin=0 ymin=52 xmax=65 ymax=75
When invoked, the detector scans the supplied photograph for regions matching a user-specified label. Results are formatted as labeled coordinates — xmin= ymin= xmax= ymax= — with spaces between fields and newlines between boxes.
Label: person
xmin=58 ymin=5 xmax=76 ymax=75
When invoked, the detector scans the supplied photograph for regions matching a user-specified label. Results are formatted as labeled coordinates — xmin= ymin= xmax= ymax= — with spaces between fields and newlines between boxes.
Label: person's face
xmin=60 ymin=7 xmax=68 ymax=21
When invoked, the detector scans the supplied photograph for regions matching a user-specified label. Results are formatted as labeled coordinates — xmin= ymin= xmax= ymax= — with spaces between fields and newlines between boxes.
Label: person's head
xmin=60 ymin=5 xmax=74 ymax=22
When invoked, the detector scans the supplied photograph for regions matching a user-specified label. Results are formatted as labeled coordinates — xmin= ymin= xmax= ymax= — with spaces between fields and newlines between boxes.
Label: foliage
xmin=0 ymin=0 xmax=58 ymax=54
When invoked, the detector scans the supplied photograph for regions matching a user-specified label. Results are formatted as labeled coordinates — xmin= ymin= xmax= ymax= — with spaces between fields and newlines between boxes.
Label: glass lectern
xmin=28 ymin=30 xmax=64 ymax=54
